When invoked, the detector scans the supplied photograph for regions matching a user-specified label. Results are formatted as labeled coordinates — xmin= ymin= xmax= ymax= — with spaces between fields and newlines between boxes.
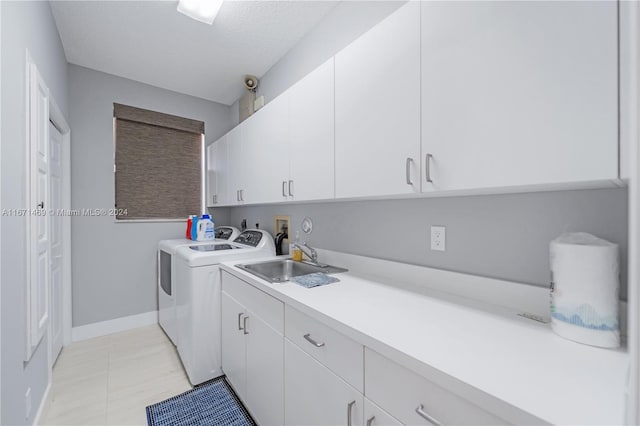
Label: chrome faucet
xmin=292 ymin=241 xmax=322 ymax=266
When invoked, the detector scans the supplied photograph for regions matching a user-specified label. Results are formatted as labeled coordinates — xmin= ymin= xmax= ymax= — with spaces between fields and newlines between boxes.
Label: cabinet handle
xmin=236 ymin=190 xmax=240 ymax=201
xmin=366 ymin=416 xmax=375 ymax=426
xmin=243 ymin=316 xmax=249 ymax=335
xmin=425 ymin=154 xmax=433 ymax=183
xmin=237 ymin=313 xmax=244 ymax=331
xmin=415 ymin=404 xmax=442 ymax=426
xmin=347 ymin=401 xmax=356 ymax=426
xmin=240 ymin=189 xmax=244 ymax=201
xmin=213 ymin=194 xmax=217 ymax=204
xmin=303 ymin=333 xmax=325 ymax=348
xmin=282 ymin=181 xmax=287 ymax=197
xmin=288 ymin=180 xmax=294 ymax=197
xmin=406 ymin=157 xmax=413 ymax=185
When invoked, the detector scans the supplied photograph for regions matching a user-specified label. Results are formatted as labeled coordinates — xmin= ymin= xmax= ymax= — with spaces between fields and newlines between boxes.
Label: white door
xmin=245 ymin=311 xmax=284 ymax=426
xmin=289 ymin=57 xmax=335 ymax=201
xmin=26 ymin=61 xmax=50 ymax=360
xmin=49 ymin=122 xmax=63 ymax=366
xmin=284 ymin=340 xmax=363 ymax=426
xmin=335 ymin=2 xmax=421 ymax=198
xmin=221 ymin=291 xmax=247 ymax=400
xmin=421 ymin=1 xmax=618 ymax=191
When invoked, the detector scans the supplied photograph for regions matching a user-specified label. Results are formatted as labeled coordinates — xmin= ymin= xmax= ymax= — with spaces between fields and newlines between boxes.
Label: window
xmin=113 ymin=103 xmax=204 ymax=220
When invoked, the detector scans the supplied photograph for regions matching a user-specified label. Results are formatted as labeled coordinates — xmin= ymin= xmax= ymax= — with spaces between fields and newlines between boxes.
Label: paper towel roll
xmin=550 ymin=232 xmax=620 ymax=348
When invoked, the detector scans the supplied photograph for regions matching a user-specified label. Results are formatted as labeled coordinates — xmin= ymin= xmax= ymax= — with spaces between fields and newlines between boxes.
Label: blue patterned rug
xmin=146 ymin=376 xmax=255 ymax=426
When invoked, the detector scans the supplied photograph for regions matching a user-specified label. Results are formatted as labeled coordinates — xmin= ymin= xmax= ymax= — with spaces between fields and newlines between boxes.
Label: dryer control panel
xmin=234 ymin=230 xmax=263 ymax=247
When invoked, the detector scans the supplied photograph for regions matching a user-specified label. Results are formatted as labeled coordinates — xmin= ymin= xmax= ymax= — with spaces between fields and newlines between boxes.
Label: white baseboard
xmin=32 ymin=382 xmax=51 ymax=426
xmin=71 ymin=311 xmax=158 ymax=342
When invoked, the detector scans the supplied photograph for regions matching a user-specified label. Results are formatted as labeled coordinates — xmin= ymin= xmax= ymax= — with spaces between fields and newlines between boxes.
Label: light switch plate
xmin=431 ymin=226 xmax=446 ymax=251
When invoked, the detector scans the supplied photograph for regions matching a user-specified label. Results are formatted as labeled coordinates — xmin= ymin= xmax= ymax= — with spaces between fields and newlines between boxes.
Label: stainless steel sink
xmin=235 ymin=259 xmax=348 ymax=283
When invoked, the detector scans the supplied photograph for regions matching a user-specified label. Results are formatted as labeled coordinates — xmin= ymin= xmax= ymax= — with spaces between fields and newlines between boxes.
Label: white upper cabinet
xmin=243 ymin=93 xmax=289 ymax=204
xmin=421 ymin=1 xmax=618 ymax=191
xmin=335 ymin=2 xmax=421 ymax=199
xmin=288 ymin=57 xmax=335 ymax=202
xmin=227 ymin=125 xmax=246 ymax=205
xmin=206 ymin=136 xmax=229 ymax=207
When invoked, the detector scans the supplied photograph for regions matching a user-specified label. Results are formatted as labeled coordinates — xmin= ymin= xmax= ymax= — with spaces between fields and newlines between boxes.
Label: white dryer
xmin=174 ymin=229 xmax=275 ymax=385
xmin=158 ymin=226 xmax=240 ymax=344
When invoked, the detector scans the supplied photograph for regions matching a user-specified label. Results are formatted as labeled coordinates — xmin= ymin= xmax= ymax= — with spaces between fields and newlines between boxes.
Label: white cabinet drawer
xmin=222 ymin=271 xmax=284 ymax=334
xmin=285 ymin=305 xmax=363 ymax=392
xmin=365 ymin=348 xmax=508 ymax=426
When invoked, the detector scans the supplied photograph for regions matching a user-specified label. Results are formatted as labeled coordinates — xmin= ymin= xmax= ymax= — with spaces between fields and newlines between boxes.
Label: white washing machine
xmin=158 ymin=226 xmax=240 ymax=345
xmin=174 ymin=229 xmax=275 ymax=385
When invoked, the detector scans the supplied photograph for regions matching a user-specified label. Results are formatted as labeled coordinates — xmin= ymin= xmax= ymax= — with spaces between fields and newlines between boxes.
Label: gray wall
xmin=69 ymin=65 xmax=232 ymax=327
xmin=1 ymin=2 xmax=69 ymax=424
xmin=226 ymin=1 xmax=629 ymax=297
xmin=229 ymin=1 xmax=404 ymax=125
xmin=229 ymin=188 xmax=629 ymax=296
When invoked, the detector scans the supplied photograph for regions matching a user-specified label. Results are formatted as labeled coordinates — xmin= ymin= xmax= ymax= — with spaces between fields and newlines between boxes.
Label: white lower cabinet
xmin=284 ymin=339 xmax=363 ymax=426
xmin=364 ymin=398 xmax=403 ymax=426
xmin=221 ymin=272 xmax=284 ymax=426
xmin=222 ymin=271 xmax=520 ymax=426
xmin=365 ymin=348 xmax=507 ymax=426
xmin=221 ymin=291 xmax=247 ymax=399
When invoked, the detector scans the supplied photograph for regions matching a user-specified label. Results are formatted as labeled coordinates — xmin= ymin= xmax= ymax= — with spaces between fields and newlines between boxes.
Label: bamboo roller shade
xmin=114 ymin=104 xmax=204 ymax=220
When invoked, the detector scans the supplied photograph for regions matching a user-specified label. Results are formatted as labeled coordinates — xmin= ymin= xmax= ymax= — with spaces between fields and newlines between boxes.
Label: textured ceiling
xmin=50 ymin=1 xmax=339 ymax=105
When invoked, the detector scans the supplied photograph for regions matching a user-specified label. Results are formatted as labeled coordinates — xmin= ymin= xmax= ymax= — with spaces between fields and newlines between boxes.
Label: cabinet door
xmin=227 ymin=126 xmax=244 ymax=205
xmin=421 ymin=1 xmax=618 ymax=191
xmin=206 ymin=142 xmax=218 ymax=207
xmin=284 ymin=340 xmax=363 ymax=426
xmin=243 ymin=93 xmax=289 ymax=204
xmin=289 ymin=57 xmax=335 ymax=201
xmin=206 ymin=137 xmax=229 ymax=206
xmin=221 ymin=291 xmax=246 ymax=400
xmin=335 ymin=2 xmax=421 ymax=198
xmin=245 ymin=312 xmax=284 ymax=426
xmin=364 ymin=398 xmax=404 ymax=426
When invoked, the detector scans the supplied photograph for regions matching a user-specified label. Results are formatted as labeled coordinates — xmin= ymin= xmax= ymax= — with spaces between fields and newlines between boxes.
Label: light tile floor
xmin=40 ymin=325 xmax=192 ymax=426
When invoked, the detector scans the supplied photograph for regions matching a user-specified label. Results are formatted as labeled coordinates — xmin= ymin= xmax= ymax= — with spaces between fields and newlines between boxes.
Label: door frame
xmin=24 ymin=50 xmax=72 ymax=370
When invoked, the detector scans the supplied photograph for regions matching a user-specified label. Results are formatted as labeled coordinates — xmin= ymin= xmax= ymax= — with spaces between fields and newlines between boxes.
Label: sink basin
xmin=235 ymin=259 xmax=348 ymax=283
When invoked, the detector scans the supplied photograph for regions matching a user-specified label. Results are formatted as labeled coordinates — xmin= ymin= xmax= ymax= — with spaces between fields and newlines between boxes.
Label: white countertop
xmin=220 ymin=251 xmax=629 ymax=425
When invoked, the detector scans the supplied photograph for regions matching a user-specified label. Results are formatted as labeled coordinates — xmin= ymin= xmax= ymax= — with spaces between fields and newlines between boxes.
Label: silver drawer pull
xmin=288 ymin=180 xmax=294 ymax=197
xmin=425 ymin=154 xmax=433 ymax=183
xmin=303 ymin=333 xmax=325 ymax=347
xmin=406 ymin=157 xmax=414 ymax=185
xmin=366 ymin=416 xmax=375 ymax=426
xmin=237 ymin=313 xmax=244 ymax=331
xmin=347 ymin=400 xmax=356 ymax=426
xmin=282 ymin=181 xmax=287 ymax=197
xmin=416 ymin=404 xmax=442 ymax=426
xmin=243 ymin=316 xmax=249 ymax=335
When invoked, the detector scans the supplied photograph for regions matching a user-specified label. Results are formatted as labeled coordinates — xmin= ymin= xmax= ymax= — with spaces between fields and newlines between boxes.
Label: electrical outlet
xmin=431 ymin=226 xmax=446 ymax=251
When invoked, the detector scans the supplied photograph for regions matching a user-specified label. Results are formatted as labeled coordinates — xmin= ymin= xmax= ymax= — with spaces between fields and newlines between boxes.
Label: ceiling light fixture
xmin=177 ymin=0 xmax=223 ymax=25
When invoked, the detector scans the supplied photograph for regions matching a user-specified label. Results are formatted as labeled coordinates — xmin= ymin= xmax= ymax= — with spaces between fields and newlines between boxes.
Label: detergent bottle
xmin=197 ymin=215 xmax=215 ymax=241
xmin=190 ymin=216 xmax=199 ymax=240
xmin=186 ymin=215 xmax=194 ymax=239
